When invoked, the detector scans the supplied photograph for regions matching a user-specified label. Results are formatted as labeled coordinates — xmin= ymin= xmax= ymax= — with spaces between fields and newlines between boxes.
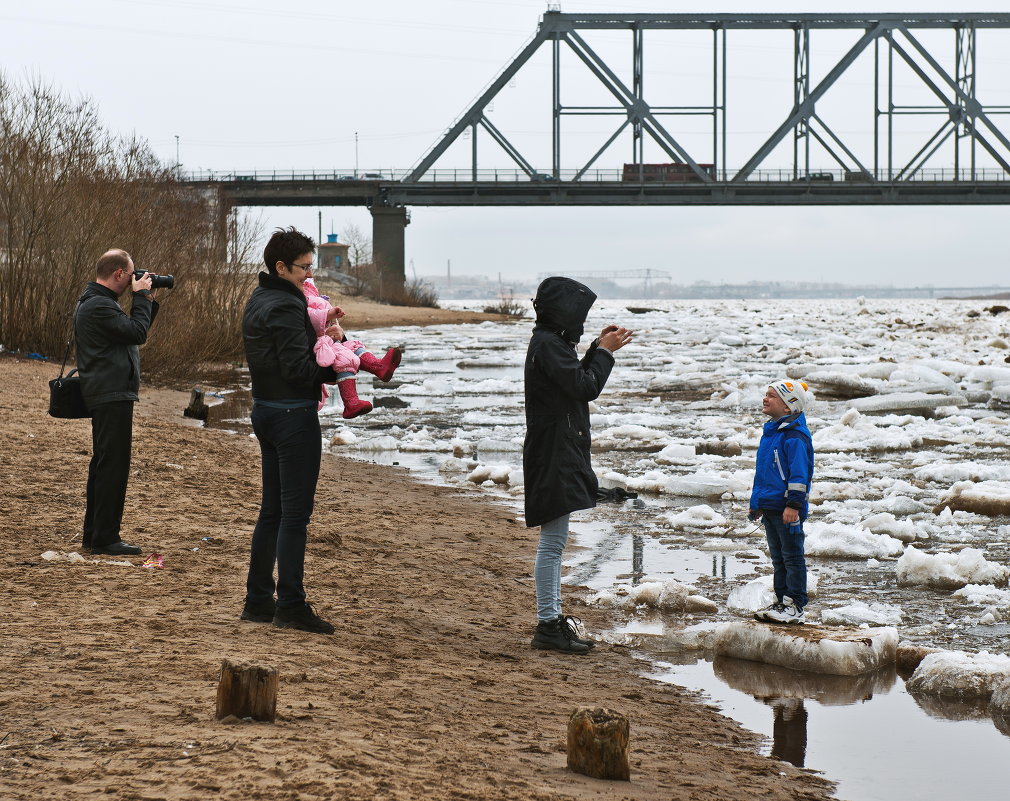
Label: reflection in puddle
xmin=653 ymin=654 xmax=1008 ymax=801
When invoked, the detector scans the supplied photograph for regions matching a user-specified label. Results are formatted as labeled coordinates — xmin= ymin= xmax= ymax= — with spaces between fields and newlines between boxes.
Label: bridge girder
xmin=405 ymin=11 xmax=1010 ymax=186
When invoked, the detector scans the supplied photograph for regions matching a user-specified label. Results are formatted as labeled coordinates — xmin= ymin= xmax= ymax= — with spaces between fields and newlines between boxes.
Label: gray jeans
xmin=534 ymin=513 xmax=570 ymax=621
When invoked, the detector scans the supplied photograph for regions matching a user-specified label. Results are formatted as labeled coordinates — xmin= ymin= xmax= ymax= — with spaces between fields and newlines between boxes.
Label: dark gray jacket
xmin=523 ymin=277 xmax=614 ymax=528
xmin=242 ymin=271 xmax=337 ymax=402
xmin=75 ymin=282 xmax=158 ymax=408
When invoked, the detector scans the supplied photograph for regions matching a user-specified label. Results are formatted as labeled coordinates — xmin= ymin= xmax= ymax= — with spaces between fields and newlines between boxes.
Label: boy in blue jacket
xmin=749 ymin=380 xmax=814 ymax=624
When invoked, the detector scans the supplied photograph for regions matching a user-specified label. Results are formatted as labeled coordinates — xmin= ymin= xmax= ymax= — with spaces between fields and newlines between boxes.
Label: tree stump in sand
xmin=216 ymin=659 xmax=277 ymax=722
xmin=567 ymin=707 xmax=630 ymax=781
xmin=184 ymin=388 xmax=209 ymax=421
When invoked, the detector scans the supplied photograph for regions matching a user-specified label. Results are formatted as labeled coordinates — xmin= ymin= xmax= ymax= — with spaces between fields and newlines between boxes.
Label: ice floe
xmin=820 ymin=600 xmax=904 ymax=626
xmin=907 ymin=650 xmax=1010 ymax=699
xmin=805 ymin=521 xmax=905 ymax=559
xmin=714 ymin=621 xmax=899 ymax=676
xmin=896 ymin=546 xmax=1010 ymax=589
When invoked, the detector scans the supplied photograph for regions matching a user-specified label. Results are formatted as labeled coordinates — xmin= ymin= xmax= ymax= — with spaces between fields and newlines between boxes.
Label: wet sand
xmin=0 ymin=353 xmax=834 ymax=801
xmin=314 ymin=287 xmax=510 ymax=330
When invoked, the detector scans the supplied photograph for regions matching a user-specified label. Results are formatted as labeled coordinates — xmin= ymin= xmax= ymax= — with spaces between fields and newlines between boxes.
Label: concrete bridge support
xmin=370 ymin=205 xmax=410 ymax=285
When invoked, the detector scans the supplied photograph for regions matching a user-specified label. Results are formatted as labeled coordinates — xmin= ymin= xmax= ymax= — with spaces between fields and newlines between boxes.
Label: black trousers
xmin=82 ymin=400 xmax=135 ymax=548
xmin=246 ymin=404 xmax=321 ymax=608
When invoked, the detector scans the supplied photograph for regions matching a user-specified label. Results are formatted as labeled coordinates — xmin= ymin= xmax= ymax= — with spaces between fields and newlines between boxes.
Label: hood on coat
xmin=532 ymin=276 xmax=596 ymax=343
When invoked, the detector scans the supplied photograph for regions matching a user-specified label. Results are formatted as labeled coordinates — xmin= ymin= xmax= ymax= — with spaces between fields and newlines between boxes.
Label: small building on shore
xmin=316 ymin=233 xmax=350 ymax=279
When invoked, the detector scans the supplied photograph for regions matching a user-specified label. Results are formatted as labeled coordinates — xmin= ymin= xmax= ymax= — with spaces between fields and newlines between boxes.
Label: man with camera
xmin=76 ymin=248 xmax=161 ymax=556
xmin=240 ymin=227 xmax=339 ymax=635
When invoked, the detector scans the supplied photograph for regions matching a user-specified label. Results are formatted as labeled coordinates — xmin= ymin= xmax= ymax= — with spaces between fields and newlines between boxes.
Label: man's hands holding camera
xmin=131 ymin=271 xmax=155 ymax=298
xmin=598 ymin=324 xmax=634 ymax=352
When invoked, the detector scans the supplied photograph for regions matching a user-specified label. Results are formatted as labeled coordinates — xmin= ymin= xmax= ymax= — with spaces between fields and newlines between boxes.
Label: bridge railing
xmin=181 ymin=167 xmax=1010 ymax=184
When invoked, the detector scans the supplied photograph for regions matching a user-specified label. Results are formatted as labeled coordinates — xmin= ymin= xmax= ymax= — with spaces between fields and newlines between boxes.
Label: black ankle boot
xmin=531 ymin=616 xmax=590 ymax=654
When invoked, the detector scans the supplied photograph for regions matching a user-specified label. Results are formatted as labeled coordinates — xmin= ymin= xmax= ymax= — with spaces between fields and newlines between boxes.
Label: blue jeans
xmin=534 ymin=514 xmax=570 ymax=621
xmin=247 ymin=404 xmax=322 ymax=608
xmin=762 ymin=511 xmax=808 ymax=608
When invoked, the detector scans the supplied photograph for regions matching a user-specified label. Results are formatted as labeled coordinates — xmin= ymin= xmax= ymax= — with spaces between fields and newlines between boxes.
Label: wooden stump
xmin=184 ymin=388 xmax=209 ymax=421
xmin=567 ymin=707 xmax=630 ymax=781
xmin=215 ymin=659 xmax=278 ymax=722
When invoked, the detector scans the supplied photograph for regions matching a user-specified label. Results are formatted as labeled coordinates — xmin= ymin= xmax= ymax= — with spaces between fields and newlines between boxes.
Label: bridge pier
xmin=370 ymin=204 xmax=410 ymax=286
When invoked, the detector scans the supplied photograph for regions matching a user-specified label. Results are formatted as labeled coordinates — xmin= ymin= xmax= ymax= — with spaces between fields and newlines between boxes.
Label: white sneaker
xmin=764 ymin=596 xmax=805 ymax=625
xmin=754 ymin=601 xmax=785 ymax=622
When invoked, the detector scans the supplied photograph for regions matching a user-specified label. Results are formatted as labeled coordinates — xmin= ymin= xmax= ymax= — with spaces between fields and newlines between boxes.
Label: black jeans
xmin=83 ymin=400 xmax=135 ymax=548
xmin=246 ymin=404 xmax=322 ymax=608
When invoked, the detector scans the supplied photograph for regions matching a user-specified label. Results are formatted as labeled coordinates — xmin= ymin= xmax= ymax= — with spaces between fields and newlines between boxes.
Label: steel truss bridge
xmin=184 ymin=12 xmax=1010 ymax=278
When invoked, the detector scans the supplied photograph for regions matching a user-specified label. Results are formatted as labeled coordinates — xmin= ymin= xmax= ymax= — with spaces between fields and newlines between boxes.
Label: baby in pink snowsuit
xmin=303 ymin=277 xmax=402 ymax=419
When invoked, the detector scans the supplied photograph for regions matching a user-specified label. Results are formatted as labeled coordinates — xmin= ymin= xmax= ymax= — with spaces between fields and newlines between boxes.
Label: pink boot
xmin=358 ymin=348 xmax=402 ymax=382
xmin=337 ymin=379 xmax=372 ymax=419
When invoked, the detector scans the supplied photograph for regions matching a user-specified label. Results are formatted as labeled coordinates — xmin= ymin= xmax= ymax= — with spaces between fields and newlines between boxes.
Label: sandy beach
xmin=0 ymin=317 xmax=835 ymax=800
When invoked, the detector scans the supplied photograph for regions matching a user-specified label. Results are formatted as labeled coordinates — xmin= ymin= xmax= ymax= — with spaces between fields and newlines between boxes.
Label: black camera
xmin=134 ymin=269 xmax=175 ymax=290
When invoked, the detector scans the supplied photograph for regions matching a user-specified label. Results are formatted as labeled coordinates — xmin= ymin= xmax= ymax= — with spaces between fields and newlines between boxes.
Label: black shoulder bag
xmin=48 ymin=300 xmax=91 ymax=419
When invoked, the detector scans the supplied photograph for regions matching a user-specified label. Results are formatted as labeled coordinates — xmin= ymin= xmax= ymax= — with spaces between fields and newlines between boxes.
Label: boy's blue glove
xmin=788 ymin=521 xmax=803 ymax=535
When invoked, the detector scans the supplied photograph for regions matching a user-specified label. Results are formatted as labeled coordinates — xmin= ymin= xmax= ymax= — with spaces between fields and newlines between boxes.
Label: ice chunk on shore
xmin=714 ymin=621 xmax=898 ymax=676
xmin=935 ymin=480 xmax=1010 ymax=517
xmin=914 ymin=463 xmax=1010 ymax=484
xmin=896 ymin=546 xmax=1010 ymax=589
xmin=604 ymin=470 xmax=733 ymax=499
xmin=328 ymin=427 xmax=357 ymax=446
xmin=952 ymin=584 xmax=1010 ymax=608
xmin=848 ymin=392 xmax=966 ymax=415
xmin=353 ymin=435 xmax=399 ymax=451
xmin=654 ymin=443 xmax=697 ymax=465
xmin=805 ymin=522 xmax=905 ymax=559
xmin=666 ymin=622 xmax=725 ymax=650
xmin=475 ymin=437 xmax=521 ymax=453
xmin=623 ymin=581 xmax=718 ymax=613
xmin=813 ymin=408 xmax=922 ymax=452
xmin=467 ymin=464 xmax=513 ymax=485
xmin=860 ymin=512 xmax=923 ymax=543
xmin=727 ymin=574 xmax=819 ymax=613
xmin=663 ymin=504 xmax=727 ymax=529
xmin=820 ymin=600 xmax=904 ymax=626
xmin=907 ymin=650 xmax=1010 ymax=699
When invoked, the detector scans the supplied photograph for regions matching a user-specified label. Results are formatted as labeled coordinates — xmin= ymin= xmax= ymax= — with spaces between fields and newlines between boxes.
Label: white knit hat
xmin=770 ymin=380 xmax=810 ymax=414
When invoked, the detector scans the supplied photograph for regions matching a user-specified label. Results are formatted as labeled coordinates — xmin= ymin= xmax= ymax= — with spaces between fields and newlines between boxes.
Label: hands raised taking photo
xmin=131 ymin=271 xmax=153 ymax=295
xmin=598 ymin=325 xmax=634 ymax=352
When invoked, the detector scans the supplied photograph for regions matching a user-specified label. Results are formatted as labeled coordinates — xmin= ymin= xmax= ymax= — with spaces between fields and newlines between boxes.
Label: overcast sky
xmin=4 ymin=0 xmax=1010 ymax=286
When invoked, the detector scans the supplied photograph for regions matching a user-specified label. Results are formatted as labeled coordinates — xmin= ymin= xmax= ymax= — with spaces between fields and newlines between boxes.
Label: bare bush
xmin=483 ymin=281 xmax=528 ymax=319
xmin=0 ymin=72 xmax=262 ymax=382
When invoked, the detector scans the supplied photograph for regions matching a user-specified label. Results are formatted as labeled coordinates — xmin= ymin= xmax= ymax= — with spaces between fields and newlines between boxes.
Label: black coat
xmin=523 ymin=278 xmax=615 ymax=528
xmin=242 ymin=272 xmax=337 ymax=402
xmin=75 ymin=282 xmax=159 ymax=408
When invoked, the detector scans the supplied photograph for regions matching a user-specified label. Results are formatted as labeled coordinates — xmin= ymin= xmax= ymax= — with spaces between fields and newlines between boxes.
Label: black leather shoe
xmin=240 ymin=598 xmax=277 ymax=623
xmin=89 ymin=541 xmax=142 ymax=556
xmin=273 ymin=602 xmax=335 ymax=635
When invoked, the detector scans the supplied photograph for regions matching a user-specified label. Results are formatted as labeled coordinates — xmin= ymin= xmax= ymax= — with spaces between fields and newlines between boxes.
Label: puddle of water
xmin=653 ymin=655 xmax=1007 ymax=801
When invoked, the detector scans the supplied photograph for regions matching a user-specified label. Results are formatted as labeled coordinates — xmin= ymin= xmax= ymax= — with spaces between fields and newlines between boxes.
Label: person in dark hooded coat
xmin=524 ymin=277 xmax=633 ymax=653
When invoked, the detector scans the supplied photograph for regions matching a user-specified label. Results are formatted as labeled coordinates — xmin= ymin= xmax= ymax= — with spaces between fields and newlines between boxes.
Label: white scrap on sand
xmin=713 ymin=621 xmax=899 ymax=676
xmin=41 ymin=550 xmax=132 ymax=567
